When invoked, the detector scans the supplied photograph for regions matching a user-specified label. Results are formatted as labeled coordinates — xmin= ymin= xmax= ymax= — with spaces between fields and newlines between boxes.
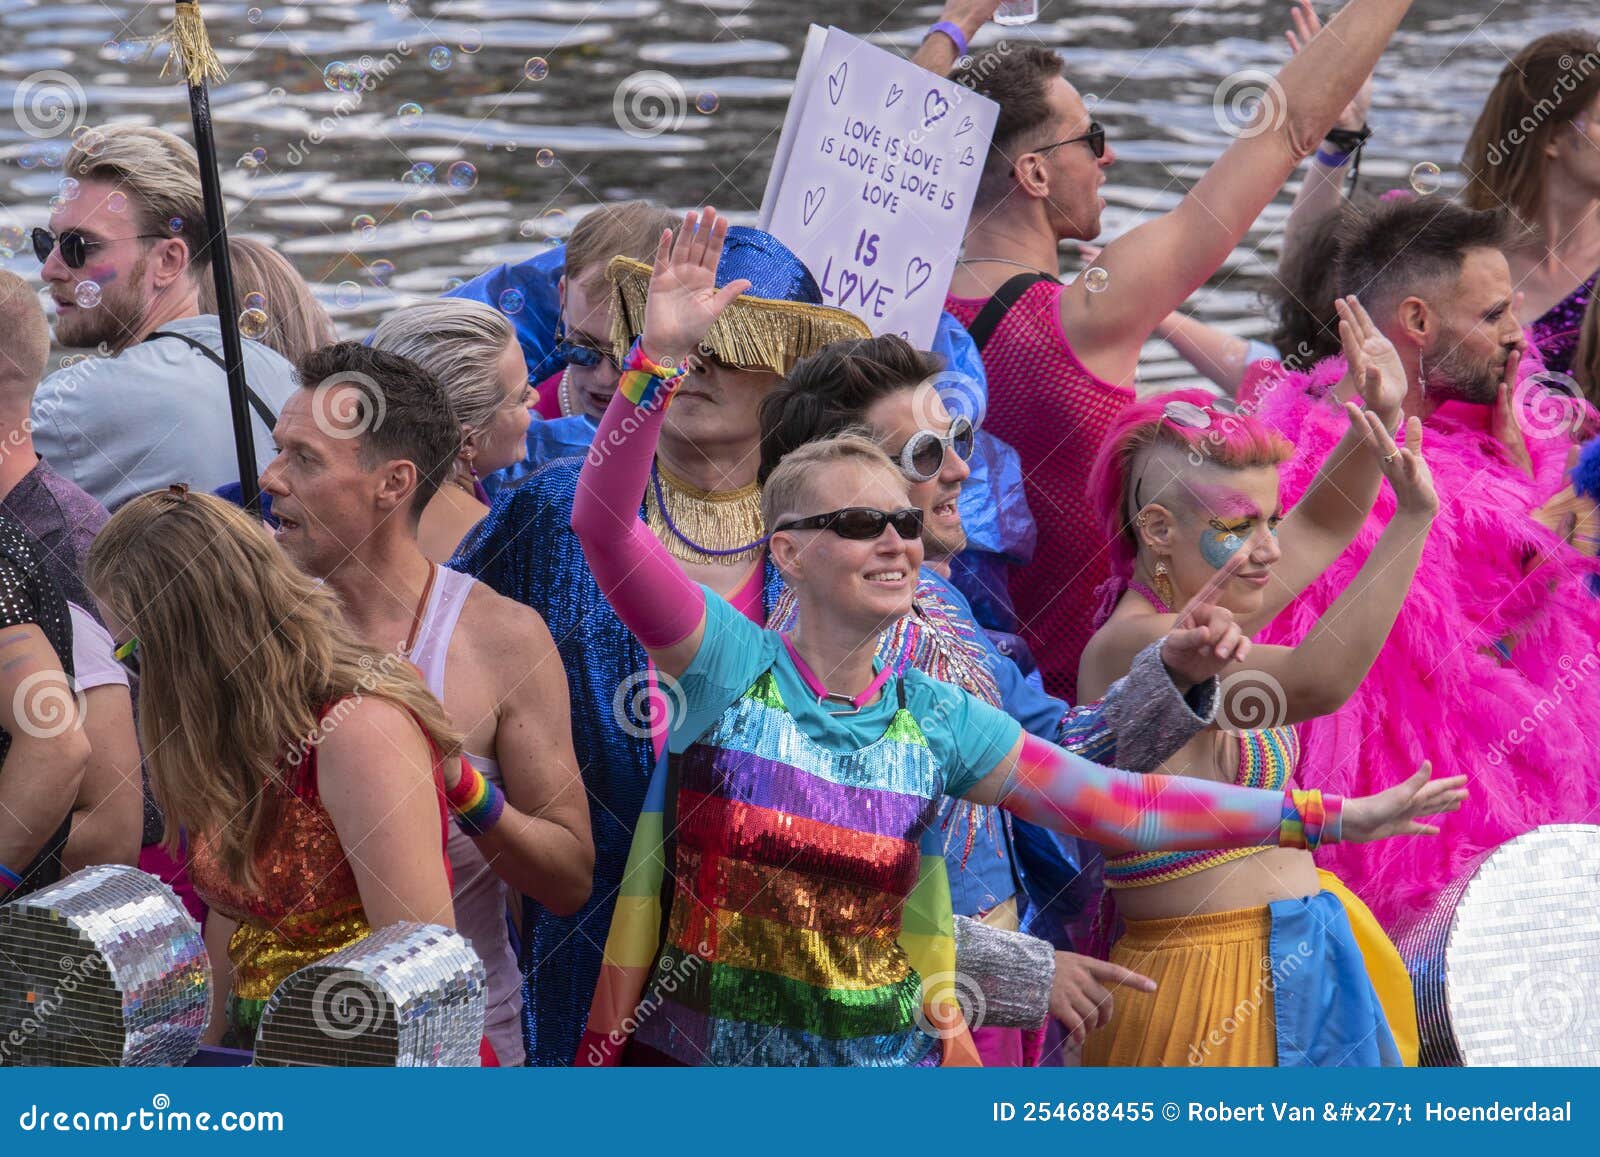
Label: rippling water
xmin=1 ymin=0 xmax=1595 ymax=382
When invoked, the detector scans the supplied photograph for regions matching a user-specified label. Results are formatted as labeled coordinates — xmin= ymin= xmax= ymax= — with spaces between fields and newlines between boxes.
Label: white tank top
xmin=410 ymin=565 xmax=525 ymax=1066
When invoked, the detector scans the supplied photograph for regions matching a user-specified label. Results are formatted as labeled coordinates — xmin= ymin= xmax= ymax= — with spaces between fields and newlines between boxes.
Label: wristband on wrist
xmin=1323 ymin=125 xmax=1372 ymax=151
xmin=1315 ymin=146 xmax=1354 ymax=167
xmin=1280 ymin=787 xmax=1337 ymax=851
xmin=619 ymin=338 xmax=689 ymax=412
xmin=0 ymin=862 xmax=21 ymax=893
xmin=446 ymin=759 xmax=507 ymax=837
xmin=928 ymin=20 xmax=968 ymax=58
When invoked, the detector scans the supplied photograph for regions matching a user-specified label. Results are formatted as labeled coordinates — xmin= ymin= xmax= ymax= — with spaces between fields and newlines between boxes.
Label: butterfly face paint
xmin=1189 ymin=484 xmax=1281 ymax=571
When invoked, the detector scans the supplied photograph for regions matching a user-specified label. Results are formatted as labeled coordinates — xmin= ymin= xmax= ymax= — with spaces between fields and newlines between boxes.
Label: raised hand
xmin=1341 ymin=760 xmax=1467 ymax=843
xmin=1287 ymin=1 xmax=1372 ymax=132
xmin=1335 ymin=294 xmax=1406 ymax=425
xmin=639 ymin=207 xmax=753 ymax=366
xmin=1161 ymin=551 xmax=1252 ymax=686
xmin=1490 ymin=352 xmax=1535 ymax=478
xmin=1347 ymin=402 xmax=1437 ymax=518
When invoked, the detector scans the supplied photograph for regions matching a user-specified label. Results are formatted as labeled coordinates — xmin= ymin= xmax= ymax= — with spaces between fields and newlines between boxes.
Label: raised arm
xmin=1069 ymin=0 xmax=1411 ymax=361
xmin=965 ymin=731 xmax=1462 ymax=851
xmin=911 ymin=0 xmax=1000 ymax=76
xmin=570 ymin=207 xmax=750 ymax=680
xmin=1154 ymin=312 xmax=1260 ymax=395
xmin=1281 ymin=0 xmax=1373 ymax=254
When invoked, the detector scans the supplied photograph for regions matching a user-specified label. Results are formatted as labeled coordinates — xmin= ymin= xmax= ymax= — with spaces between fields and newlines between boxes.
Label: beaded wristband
xmin=1314 ymin=146 xmax=1353 ymax=167
xmin=446 ymin=759 xmax=507 ymax=837
xmin=0 ymin=862 xmax=21 ymax=893
xmin=928 ymin=20 xmax=968 ymax=58
xmin=618 ymin=338 xmax=688 ymax=412
xmin=1280 ymin=787 xmax=1337 ymax=851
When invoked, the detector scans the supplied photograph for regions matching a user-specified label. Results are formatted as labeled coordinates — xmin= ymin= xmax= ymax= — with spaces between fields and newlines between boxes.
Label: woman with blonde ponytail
xmin=84 ymin=487 xmax=477 ymax=1057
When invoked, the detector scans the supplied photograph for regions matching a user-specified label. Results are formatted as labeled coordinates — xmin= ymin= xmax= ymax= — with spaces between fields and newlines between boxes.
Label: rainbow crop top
xmin=1103 ymin=725 xmax=1301 ymax=888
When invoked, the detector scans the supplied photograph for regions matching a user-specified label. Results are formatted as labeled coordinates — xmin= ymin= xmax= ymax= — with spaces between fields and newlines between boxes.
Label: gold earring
xmin=1152 ymin=559 xmax=1175 ymax=609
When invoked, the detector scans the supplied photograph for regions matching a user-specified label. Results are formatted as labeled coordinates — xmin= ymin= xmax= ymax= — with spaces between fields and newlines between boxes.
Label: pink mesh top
xmin=946 ymin=283 xmax=1137 ymax=701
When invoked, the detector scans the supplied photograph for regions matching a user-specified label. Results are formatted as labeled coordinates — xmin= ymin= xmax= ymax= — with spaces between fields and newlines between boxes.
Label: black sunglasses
xmin=554 ymin=320 xmax=619 ymax=371
xmin=896 ymin=415 xmax=975 ymax=483
xmin=772 ymin=507 xmax=924 ymax=541
xmin=1034 ymin=121 xmax=1106 ymax=161
xmin=32 ymin=226 xmax=166 ymax=271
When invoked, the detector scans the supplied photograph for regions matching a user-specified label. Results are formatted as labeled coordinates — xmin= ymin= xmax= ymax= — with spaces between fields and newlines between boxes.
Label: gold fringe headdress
xmin=159 ymin=1 xmax=226 ymax=85
xmin=606 ymin=226 xmax=871 ymax=376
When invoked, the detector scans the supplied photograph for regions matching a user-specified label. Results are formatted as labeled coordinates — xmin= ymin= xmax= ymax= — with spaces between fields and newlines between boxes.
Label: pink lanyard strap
xmin=781 ymin=634 xmax=896 ymax=713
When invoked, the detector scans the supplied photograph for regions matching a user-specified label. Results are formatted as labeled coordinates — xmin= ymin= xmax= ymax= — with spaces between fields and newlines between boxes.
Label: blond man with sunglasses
xmin=28 ymin=124 xmax=296 ymax=510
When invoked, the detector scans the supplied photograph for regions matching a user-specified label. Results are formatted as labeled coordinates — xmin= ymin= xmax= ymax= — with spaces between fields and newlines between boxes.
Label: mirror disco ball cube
xmin=0 ymin=865 xmax=210 ymax=1067
xmin=1393 ymin=824 xmax=1600 ymax=1065
xmin=253 ymin=922 xmax=484 ymax=1067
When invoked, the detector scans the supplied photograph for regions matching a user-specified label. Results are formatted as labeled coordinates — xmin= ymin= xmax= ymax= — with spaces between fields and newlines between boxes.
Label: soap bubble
xmin=695 ymin=91 xmax=719 ymax=115
xmin=366 ymin=258 xmax=396 ymax=285
xmin=1081 ymin=266 xmax=1111 ymax=293
xmin=535 ymin=148 xmax=555 ymax=168
xmin=323 ymin=61 xmax=362 ymax=93
xmin=539 ymin=208 xmax=572 ymax=239
xmin=107 ymin=191 xmax=128 ymax=214
xmin=518 ymin=219 xmax=539 ymax=238
xmin=251 ymin=147 xmax=269 ymax=164
xmin=351 ymin=213 xmax=378 ymax=239
xmin=71 ymin=126 xmax=106 ymax=158
xmin=0 ymin=226 xmax=24 ymax=258
xmin=335 ymin=280 xmax=364 ymax=309
xmin=498 ymin=288 xmax=526 ymax=315
xmin=443 ymin=276 xmax=466 ymax=292
xmin=397 ymin=101 xmax=424 ymax=128
xmin=17 ymin=154 xmax=37 ymax=171
xmin=1409 ymin=161 xmax=1443 ymax=195
xmin=236 ymin=154 xmax=259 ymax=172
xmin=428 ymin=46 xmax=453 ymax=72
xmin=523 ymin=57 xmax=548 ymax=81
xmin=59 ymin=178 xmax=80 ymax=201
xmin=167 ymin=216 xmax=184 ymax=233
xmin=238 ymin=307 xmax=270 ymax=339
xmin=459 ymin=29 xmax=483 ymax=54
xmin=446 ymin=161 xmax=478 ymax=190
xmin=247 ymin=7 xmax=263 ymax=24
xmin=48 ymin=196 xmax=67 ymax=214
xmin=243 ymin=291 xmax=268 ymax=311
xmin=411 ymin=208 xmax=433 ymax=232
xmin=402 ymin=161 xmax=436 ymax=185
xmin=74 ymin=281 xmax=102 ymax=308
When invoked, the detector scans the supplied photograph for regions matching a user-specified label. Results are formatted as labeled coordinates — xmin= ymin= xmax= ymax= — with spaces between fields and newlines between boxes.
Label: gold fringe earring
xmin=1153 ymin=559 xmax=1175 ymax=609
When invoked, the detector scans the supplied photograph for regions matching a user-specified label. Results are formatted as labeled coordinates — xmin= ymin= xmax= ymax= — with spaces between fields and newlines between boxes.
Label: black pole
xmin=185 ymin=78 xmax=261 ymax=515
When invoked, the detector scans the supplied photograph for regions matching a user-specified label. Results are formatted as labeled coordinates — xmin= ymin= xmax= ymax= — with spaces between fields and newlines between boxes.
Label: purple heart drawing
xmin=954 ymin=116 xmax=974 ymax=138
xmin=836 ymin=268 xmax=860 ymax=304
xmin=885 ymin=82 xmax=905 ymax=108
xmin=904 ymin=256 xmax=933 ymax=299
xmin=921 ymin=90 xmax=949 ymax=129
xmin=958 ymin=146 xmax=975 ymax=167
xmin=827 ymin=62 xmax=848 ymax=106
xmin=802 ymin=186 xmax=826 ymax=227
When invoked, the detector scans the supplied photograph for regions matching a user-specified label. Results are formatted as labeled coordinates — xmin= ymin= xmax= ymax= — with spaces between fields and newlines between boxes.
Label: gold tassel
xmin=606 ymin=256 xmax=872 ymax=377
xmin=160 ymin=0 xmax=226 ymax=86
xmin=645 ymin=464 xmax=767 ymax=568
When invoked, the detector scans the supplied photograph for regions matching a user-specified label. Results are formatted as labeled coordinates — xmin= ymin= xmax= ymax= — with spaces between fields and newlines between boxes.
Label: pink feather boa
xmin=1255 ymin=357 xmax=1600 ymax=931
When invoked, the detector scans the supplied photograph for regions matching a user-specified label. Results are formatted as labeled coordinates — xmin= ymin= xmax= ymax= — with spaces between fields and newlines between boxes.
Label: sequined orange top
xmin=188 ymin=700 xmax=453 ymax=1043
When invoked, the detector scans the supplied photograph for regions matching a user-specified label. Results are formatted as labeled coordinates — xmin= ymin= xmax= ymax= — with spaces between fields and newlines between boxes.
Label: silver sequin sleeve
xmin=952 ymin=914 xmax=1056 ymax=1031
xmin=1099 ymin=639 xmax=1217 ymax=773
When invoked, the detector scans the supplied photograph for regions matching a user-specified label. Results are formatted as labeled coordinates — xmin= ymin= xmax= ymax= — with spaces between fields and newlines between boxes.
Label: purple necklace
xmin=649 ymin=463 xmax=770 ymax=558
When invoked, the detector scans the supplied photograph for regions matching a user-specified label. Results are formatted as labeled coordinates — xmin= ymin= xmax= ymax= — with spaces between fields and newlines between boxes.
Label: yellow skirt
xmin=1081 ymin=872 xmax=1418 ymax=1068
xmin=1082 ymin=904 xmax=1276 ymax=1067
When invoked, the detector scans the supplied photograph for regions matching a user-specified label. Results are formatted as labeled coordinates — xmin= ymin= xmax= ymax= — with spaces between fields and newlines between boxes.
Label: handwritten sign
xmin=760 ymin=26 xmax=998 ymax=348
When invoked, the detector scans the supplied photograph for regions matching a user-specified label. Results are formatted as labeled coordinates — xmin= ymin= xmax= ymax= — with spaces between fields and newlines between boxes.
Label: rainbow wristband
xmin=446 ymin=760 xmax=506 ymax=837
xmin=618 ymin=338 xmax=688 ymax=413
xmin=1280 ymin=788 xmax=1339 ymax=851
xmin=0 ymin=862 xmax=21 ymax=893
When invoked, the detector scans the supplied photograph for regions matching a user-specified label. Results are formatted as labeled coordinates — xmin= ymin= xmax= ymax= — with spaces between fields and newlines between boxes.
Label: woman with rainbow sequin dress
xmin=83 ymin=488 xmax=468 ymax=1056
xmin=1077 ymin=296 xmax=1437 ymax=1067
xmin=570 ymin=208 xmax=1466 ymax=1067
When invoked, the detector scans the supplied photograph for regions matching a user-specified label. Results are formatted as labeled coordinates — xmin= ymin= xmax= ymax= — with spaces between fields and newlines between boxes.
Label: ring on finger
xmin=1383 ymin=451 xmax=1399 ymax=463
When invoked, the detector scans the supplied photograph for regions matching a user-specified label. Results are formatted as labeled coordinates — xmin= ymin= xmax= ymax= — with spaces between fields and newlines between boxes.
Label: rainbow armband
xmin=1280 ymin=788 xmax=1341 ymax=851
xmin=618 ymin=339 xmax=688 ymax=412
xmin=446 ymin=759 xmax=506 ymax=837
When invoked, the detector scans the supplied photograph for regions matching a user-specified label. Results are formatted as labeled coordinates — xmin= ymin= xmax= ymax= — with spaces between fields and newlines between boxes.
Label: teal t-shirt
xmin=672 ymin=587 xmax=1022 ymax=798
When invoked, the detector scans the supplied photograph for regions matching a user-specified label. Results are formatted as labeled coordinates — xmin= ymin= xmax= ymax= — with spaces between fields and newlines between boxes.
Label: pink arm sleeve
xmin=570 ymin=342 xmax=706 ymax=649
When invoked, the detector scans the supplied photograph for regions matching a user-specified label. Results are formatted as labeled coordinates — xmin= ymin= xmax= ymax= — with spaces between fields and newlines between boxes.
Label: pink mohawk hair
xmin=1088 ymin=389 xmax=1296 ymax=587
